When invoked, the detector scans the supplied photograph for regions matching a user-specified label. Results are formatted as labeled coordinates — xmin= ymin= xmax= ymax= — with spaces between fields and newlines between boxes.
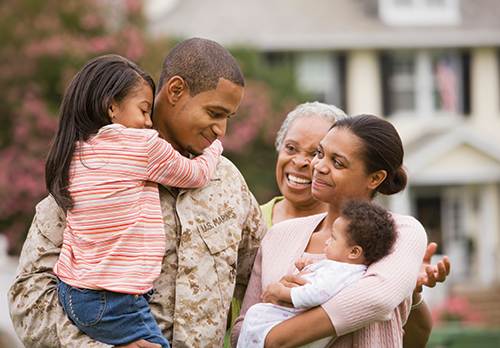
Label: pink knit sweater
xmin=231 ymin=212 xmax=428 ymax=347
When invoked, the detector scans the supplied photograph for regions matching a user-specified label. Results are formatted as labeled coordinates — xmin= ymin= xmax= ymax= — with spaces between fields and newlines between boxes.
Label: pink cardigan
xmin=231 ymin=212 xmax=427 ymax=347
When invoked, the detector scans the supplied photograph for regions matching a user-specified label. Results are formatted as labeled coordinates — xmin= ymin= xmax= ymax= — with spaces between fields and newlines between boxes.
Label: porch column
xmin=346 ymin=50 xmax=382 ymax=116
xmin=478 ymin=183 xmax=500 ymax=285
xmin=388 ymin=186 xmax=411 ymax=215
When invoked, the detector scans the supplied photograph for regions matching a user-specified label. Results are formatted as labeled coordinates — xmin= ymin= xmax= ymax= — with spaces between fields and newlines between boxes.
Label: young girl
xmin=46 ymin=54 xmax=223 ymax=348
xmin=236 ymin=200 xmax=398 ymax=348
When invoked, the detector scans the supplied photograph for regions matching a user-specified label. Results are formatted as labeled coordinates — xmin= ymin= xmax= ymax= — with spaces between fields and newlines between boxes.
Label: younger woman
xmin=232 ymin=114 xmax=429 ymax=347
xmin=237 ymin=199 xmax=397 ymax=348
xmin=46 ymin=55 xmax=222 ymax=348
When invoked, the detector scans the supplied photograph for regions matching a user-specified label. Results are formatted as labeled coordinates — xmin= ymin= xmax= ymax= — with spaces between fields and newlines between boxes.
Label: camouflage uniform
xmin=8 ymin=157 xmax=267 ymax=348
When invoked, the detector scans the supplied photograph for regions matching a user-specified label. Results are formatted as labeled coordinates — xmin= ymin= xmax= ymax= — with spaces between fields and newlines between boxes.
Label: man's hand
xmin=415 ymin=242 xmax=451 ymax=293
xmin=118 ymin=340 xmax=162 ymax=348
xmin=263 ymin=275 xmax=311 ymax=308
xmin=279 ymin=274 xmax=309 ymax=289
xmin=262 ymin=281 xmax=288 ymax=303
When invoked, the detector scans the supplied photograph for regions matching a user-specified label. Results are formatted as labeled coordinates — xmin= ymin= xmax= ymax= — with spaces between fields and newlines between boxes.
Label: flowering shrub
xmin=220 ymin=48 xmax=308 ymax=203
xmin=221 ymin=80 xmax=285 ymax=154
xmin=0 ymin=0 xmax=152 ymax=254
xmin=0 ymin=1 xmax=305 ymax=254
xmin=432 ymin=296 xmax=485 ymax=325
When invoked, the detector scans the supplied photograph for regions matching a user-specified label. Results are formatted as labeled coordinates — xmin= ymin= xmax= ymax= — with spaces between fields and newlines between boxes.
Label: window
xmin=294 ymin=52 xmax=346 ymax=110
xmin=386 ymin=53 xmax=416 ymax=113
xmin=380 ymin=50 xmax=470 ymax=117
xmin=416 ymin=195 xmax=443 ymax=254
xmin=263 ymin=52 xmax=292 ymax=68
xmin=379 ymin=0 xmax=461 ymax=26
xmin=427 ymin=0 xmax=445 ymax=7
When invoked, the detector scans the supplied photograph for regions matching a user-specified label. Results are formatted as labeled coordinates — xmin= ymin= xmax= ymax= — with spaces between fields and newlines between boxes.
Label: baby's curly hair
xmin=340 ymin=200 xmax=398 ymax=265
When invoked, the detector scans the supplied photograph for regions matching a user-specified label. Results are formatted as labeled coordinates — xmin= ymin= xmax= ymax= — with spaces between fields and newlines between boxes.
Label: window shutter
xmin=338 ymin=54 xmax=347 ymax=113
xmin=380 ymin=53 xmax=392 ymax=117
xmin=461 ymin=53 xmax=471 ymax=116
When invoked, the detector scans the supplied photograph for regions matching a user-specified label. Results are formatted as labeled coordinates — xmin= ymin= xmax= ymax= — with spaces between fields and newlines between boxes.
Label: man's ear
xmin=367 ymin=170 xmax=387 ymax=190
xmin=165 ymin=76 xmax=188 ymax=106
xmin=348 ymin=246 xmax=363 ymax=260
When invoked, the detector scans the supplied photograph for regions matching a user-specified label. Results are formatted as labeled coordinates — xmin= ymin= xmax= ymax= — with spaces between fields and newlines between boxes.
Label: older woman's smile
xmin=287 ymin=174 xmax=312 ymax=188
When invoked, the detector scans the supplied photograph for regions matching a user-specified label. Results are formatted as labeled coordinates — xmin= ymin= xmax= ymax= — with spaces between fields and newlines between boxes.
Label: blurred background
xmin=1 ymin=0 xmax=500 ymax=346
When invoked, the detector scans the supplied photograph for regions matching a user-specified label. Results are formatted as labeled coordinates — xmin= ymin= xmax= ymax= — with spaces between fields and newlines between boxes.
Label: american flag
xmin=435 ymin=56 xmax=458 ymax=113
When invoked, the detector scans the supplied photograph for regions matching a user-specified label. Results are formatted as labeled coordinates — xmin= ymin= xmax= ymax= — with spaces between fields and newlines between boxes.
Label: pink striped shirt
xmin=54 ymin=124 xmax=222 ymax=294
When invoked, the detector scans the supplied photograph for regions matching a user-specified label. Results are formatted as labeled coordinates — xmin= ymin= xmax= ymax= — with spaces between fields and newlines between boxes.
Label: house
xmin=145 ymin=0 xmax=500 ymax=314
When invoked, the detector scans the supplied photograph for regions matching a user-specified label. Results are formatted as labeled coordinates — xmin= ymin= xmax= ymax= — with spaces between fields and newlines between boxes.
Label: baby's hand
xmin=295 ymin=257 xmax=315 ymax=271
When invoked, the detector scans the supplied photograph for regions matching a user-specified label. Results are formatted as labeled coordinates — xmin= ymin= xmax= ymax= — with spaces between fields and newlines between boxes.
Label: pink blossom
xmin=80 ymin=14 xmax=102 ymax=30
xmin=0 ymin=0 xmax=153 ymax=254
xmin=125 ymin=27 xmax=145 ymax=61
xmin=432 ymin=296 xmax=485 ymax=325
xmin=221 ymin=123 xmax=259 ymax=153
xmin=25 ymin=37 xmax=65 ymax=57
xmin=34 ymin=13 xmax=60 ymax=31
xmin=125 ymin=0 xmax=143 ymax=15
xmin=221 ymin=80 xmax=279 ymax=153
xmin=88 ymin=36 xmax=114 ymax=54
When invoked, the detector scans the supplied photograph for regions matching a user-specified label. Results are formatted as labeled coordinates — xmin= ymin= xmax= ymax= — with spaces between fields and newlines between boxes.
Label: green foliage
xmin=230 ymin=48 xmax=307 ymax=109
xmin=221 ymin=47 xmax=309 ymax=204
xmin=0 ymin=0 xmax=155 ymax=254
xmin=0 ymin=0 xmax=307 ymax=253
xmin=427 ymin=324 xmax=500 ymax=348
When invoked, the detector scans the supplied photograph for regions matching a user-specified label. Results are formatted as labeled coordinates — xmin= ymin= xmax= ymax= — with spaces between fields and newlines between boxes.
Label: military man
xmin=8 ymin=38 xmax=267 ymax=348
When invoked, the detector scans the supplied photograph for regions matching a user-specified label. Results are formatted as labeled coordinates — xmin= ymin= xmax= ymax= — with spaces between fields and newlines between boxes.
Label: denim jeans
xmin=57 ymin=279 xmax=170 ymax=348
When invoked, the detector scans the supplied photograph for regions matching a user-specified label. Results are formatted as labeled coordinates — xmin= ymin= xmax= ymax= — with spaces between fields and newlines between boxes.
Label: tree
xmin=0 ymin=0 xmax=306 ymax=254
xmin=221 ymin=48 xmax=308 ymax=203
xmin=0 ymin=0 xmax=158 ymax=254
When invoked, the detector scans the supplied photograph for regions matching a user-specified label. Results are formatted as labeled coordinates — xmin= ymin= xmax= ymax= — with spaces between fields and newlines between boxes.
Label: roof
xmin=403 ymin=125 xmax=500 ymax=186
xmin=145 ymin=0 xmax=500 ymax=51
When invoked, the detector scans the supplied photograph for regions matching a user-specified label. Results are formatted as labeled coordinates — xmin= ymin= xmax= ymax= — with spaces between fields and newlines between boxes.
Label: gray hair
xmin=275 ymin=101 xmax=347 ymax=151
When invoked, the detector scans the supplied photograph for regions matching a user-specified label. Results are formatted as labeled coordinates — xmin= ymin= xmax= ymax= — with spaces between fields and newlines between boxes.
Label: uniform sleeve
xmin=147 ymin=133 xmax=223 ymax=188
xmin=321 ymin=215 xmax=428 ymax=336
xmin=233 ymin=187 xmax=267 ymax=302
xmin=8 ymin=196 xmax=111 ymax=348
xmin=230 ymin=244 xmax=263 ymax=348
xmin=229 ymin=179 xmax=267 ymax=348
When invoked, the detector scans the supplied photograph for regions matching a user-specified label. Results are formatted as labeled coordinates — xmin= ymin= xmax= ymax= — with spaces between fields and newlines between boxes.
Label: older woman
xmin=232 ymin=114 xmax=448 ymax=348
xmin=260 ymin=102 xmax=347 ymax=227
xmin=225 ymin=102 xmax=347 ymax=348
xmin=262 ymin=102 xmax=448 ymax=305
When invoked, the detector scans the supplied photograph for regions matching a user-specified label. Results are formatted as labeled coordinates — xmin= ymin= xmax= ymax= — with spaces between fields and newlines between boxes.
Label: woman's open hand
xmin=415 ymin=242 xmax=451 ymax=293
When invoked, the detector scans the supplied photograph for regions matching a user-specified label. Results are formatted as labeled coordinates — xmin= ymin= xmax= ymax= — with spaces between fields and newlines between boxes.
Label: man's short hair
xmin=157 ymin=37 xmax=244 ymax=96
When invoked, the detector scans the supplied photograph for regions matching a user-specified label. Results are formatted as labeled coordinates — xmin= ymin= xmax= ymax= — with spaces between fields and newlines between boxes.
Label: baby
xmin=237 ymin=199 xmax=398 ymax=348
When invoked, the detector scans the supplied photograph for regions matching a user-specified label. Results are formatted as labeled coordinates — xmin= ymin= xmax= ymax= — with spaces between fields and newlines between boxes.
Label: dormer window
xmin=379 ymin=0 xmax=461 ymax=26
